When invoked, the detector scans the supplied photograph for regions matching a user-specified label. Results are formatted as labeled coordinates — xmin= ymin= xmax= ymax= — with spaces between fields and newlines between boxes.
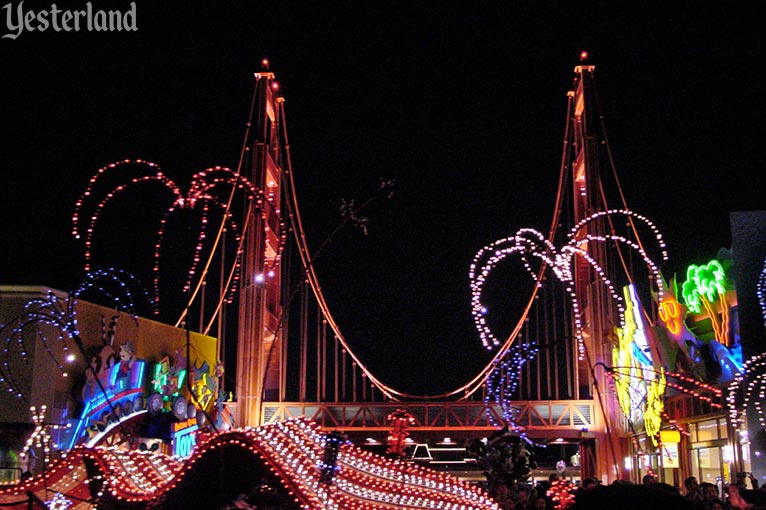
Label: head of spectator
xmin=532 ymin=495 xmax=548 ymax=510
xmin=701 ymin=481 xmax=719 ymax=501
xmin=724 ymin=483 xmax=751 ymax=510
xmin=582 ymin=477 xmax=601 ymax=491
xmin=516 ymin=484 xmax=532 ymax=505
xmin=491 ymin=482 xmax=509 ymax=499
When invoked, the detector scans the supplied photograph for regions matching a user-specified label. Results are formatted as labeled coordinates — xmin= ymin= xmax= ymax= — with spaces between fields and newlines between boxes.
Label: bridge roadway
xmin=257 ymin=399 xmax=597 ymax=443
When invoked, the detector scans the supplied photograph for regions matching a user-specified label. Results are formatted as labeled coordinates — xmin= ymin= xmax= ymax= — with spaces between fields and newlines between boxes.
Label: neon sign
xmin=190 ymin=361 xmax=218 ymax=410
xmin=658 ymin=296 xmax=682 ymax=336
xmin=67 ymin=360 xmax=146 ymax=449
xmin=682 ymin=260 xmax=727 ymax=314
xmin=152 ymin=356 xmax=187 ymax=398
xmin=612 ymin=284 xmax=666 ymax=446
xmin=172 ymin=418 xmax=198 ymax=458
xmin=682 ymin=259 xmax=731 ymax=346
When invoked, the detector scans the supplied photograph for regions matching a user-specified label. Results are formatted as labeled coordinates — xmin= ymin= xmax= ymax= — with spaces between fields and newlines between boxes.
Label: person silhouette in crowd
xmin=684 ymin=476 xmax=704 ymax=504
xmin=515 ymin=484 xmax=534 ymax=510
xmin=490 ymin=481 xmax=515 ymax=510
xmin=724 ymin=483 xmax=754 ymax=510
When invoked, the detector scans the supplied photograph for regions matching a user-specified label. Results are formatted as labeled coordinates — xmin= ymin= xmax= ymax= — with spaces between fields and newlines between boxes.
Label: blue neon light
xmin=66 ymin=360 xmax=147 ymax=449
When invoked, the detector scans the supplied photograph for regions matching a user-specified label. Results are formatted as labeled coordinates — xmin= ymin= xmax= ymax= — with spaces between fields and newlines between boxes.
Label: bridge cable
xmin=278 ymin=102 xmax=404 ymax=401
xmin=173 ymin=76 xmax=262 ymax=330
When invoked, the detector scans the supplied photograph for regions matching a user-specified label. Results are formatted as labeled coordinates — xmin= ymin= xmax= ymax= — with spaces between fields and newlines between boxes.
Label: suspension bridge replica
xmin=2 ymin=57 xmax=755 ymax=509
xmin=215 ymin=60 xmax=661 ymax=480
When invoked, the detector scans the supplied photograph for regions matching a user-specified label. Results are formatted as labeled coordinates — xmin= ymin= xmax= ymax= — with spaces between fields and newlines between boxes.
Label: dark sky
xmin=1 ymin=3 xmax=764 ymax=395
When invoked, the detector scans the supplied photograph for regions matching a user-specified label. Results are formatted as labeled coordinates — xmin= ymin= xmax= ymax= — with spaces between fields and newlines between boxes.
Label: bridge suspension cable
xmin=275 ymin=85 xmax=582 ymax=403
xmin=173 ymin=77 xmax=264 ymax=331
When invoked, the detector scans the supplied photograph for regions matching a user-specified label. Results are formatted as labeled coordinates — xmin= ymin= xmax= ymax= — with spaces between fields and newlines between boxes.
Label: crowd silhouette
xmin=488 ymin=473 xmax=766 ymax=510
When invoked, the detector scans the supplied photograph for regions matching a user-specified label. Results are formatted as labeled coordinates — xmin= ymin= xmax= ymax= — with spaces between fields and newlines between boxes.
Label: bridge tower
xmin=568 ymin=64 xmax=630 ymax=480
xmin=235 ymin=67 xmax=287 ymax=427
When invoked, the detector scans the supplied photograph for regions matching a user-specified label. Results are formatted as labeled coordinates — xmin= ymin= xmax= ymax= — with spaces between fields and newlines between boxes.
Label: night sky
xmin=1 ymin=3 xmax=764 ymax=395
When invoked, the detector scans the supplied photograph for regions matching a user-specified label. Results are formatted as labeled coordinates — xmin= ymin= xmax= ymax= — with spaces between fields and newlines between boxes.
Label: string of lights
xmin=0 ymin=415 xmax=494 ymax=508
xmin=470 ymin=209 xmax=667 ymax=353
xmin=71 ymin=159 xmax=287 ymax=331
xmin=0 ymin=270 xmax=150 ymax=401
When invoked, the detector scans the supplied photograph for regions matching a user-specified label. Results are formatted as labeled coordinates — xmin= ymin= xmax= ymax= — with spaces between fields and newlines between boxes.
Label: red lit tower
xmin=567 ymin=64 xmax=630 ymax=480
xmin=235 ymin=66 xmax=287 ymax=426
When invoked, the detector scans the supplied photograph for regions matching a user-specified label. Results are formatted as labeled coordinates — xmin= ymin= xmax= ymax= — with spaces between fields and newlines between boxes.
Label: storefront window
xmin=696 ymin=419 xmax=722 ymax=442
xmin=693 ymin=446 xmax=723 ymax=486
xmin=688 ymin=418 xmax=732 ymax=493
xmin=718 ymin=420 xmax=728 ymax=440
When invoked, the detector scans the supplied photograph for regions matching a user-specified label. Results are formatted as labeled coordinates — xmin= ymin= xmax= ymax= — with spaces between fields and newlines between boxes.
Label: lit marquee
xmin=172 ymin=418 xmax=199 ymax=458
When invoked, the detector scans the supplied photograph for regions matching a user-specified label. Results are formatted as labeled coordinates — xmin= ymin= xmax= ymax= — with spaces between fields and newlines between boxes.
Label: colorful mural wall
xmin=63 ymin=306 xmax=220 ymax=452
xmin=0 ymin=288 xmax=220 ymax=468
